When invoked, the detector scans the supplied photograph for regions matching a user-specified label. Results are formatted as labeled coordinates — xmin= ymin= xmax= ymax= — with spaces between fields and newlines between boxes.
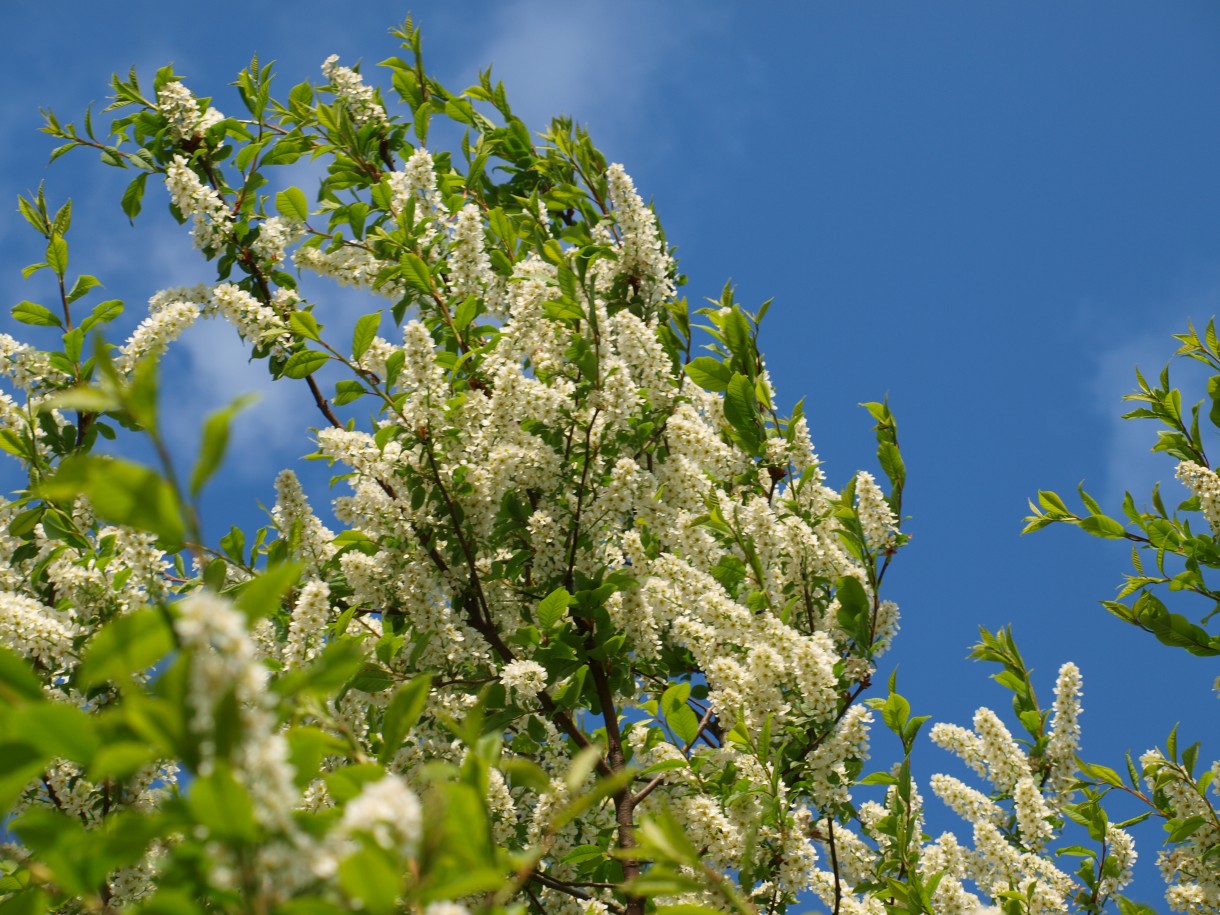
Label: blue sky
xmin=3 ymin=1 xmax=1218 ymax=905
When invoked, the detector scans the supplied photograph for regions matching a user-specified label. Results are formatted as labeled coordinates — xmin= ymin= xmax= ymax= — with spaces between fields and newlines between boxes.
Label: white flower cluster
xmin=387 ymin=147 xmax=445 ymax=245
xmin=0 ymin=591 xmax=77 ymax=672
xmin=0 ymin=333 xmax=65 ymax=391
xmin=1142 ymin=749 xmax=1220 ymax=913
xmin=272 ymin=469 xmax=336 ymax=575
xmin=1176 ymin=460 xmax=1220 ymax=534
xmin=164 ymin=155 xmax=232 ymax=251
xmin=156 ymin=80 xmax=223 ymax=142
xmin=1044 ymin=661 xmax=1082 ymax=806
xmin=211 ymin=282 xmax=291 ymax=352
xmin=117 ymin=297 xmax=201 ymax=375
xmin=283 ymin=580 xmax=331 ymax=668
xmin=251 ymin=215 xmax=302 ymax=266
xmin=294 ymin=243 xmax=405 ymax=300
xmin=336 ymin=773 xmax=422 ymax=856
xmin=321 ymin=54 xmax=387 ymax=128
xmin=500 ymin=658 xmax=548 ymax=699
xmin=447 ymin=203 xmax=494 ymax=302
xmin=855 ymin=470 xmax=898 ymax=551
xmin=174 ymin=591 xmax=298 ymax=830
xmin=605 ymin=163 xmax=675 ymax=308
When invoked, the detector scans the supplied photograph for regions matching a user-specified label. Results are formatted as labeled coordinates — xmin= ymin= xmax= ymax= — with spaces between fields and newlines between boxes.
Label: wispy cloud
xmin=1089 ymin=295 xmax=1220 ymax=504
xmin=451 ymin=0 xmax=684 ymax=149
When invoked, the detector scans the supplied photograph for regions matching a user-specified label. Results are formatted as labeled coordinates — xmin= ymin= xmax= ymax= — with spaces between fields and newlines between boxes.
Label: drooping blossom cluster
xmin=164 ymin=154 xmax=232 ymax=251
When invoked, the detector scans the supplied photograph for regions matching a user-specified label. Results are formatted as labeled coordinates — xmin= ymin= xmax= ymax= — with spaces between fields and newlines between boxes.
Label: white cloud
xmin=452 ymin=0 xmax=683 ymax=147
xmin=1090 ymin=302 xmax=1220 ymax=505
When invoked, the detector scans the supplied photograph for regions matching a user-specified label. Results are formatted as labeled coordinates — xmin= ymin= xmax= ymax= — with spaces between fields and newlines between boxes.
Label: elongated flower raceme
xmin=156 ymin=79 xmax=223 ymax=142
xmin=164 ymin=155 xmax=232 ymax=252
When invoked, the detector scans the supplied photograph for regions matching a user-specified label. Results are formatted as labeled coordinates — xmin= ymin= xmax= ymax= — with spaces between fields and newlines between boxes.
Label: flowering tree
xmin=0 ymin=18 xmax=1212 ymax=915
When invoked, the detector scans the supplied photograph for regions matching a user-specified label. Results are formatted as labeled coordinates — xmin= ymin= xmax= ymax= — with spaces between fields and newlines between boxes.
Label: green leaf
xmin=121 ymin=172 xmax=148 ymax=222
xmin=78 ymin=608 xmax=174 ymax=688
xmin=189 ymin=767 xmax=259 ymax=843
xmin=0 ymin=742 xmax=51 ymax=813
xmin=286 ymin=726 xmax=348 ymax=788
xmin=39 ymin=385 xmax=120 ymax=414
xmin=835 ymin=575 xmax=873 ymax=646
xmin=11 ymin=301 xmax=62 ymax=328
xmin=282 ymin=350 xmax=329 ymax=379
xmin=379 ymin=674 xmax=432 ymax=764
xmin=289 ymin=311 xmax=322 ymax=342
xmin=38 ymin=455 xmax=185 ymax=550
xmin=661 ymin=682 xmax=699 ymax=746
xmin=66 ymin=275 xmax=102 ymax=304
xmin=1167 ymin=815 xmax=1207 ymax=843
xmin=190 ymin=393 xmax=257 ymax=497
xmin=400 ymin=252 xmax=434 ymax=295
xmin=724 ymin=372 xmax=762 ymax=450
xmin=352 ymin=312 xmax=381 ymax=361
xmin=12 ymin=703 xmax=98 ymax=762
xmin=685 ymin=356 xmax=732 ymax=392
xmin=46 ymin=236 xmax=68 ymax=276
xmin=338 ymin=847 xmax=401 ymax=915
xmin=333 ymin=380 xmax=367 ymax=406
xmin=234 ymin=562 xmax=302 ymax=622
xmin=0 ymin=646 xmax=45 ymax=704
xmin=882 ymin=692 xmax=911 ymax=735
xmin=275 ymin=187 xmax=310 ymax=221
xmin=347 ymin=663 xmax=395 ymax=693
xmin=1078 ymin=514 xmax=1127 ymax=539
xmin=537 ymin=586 xmax=572 ymax=630
xmin=80 ymin=299 xmax=123 ymax=334
xmin=88 ymin=741 xmax=156 ymax=782
xmin=453 ymin=294 xmax=479 ymax=333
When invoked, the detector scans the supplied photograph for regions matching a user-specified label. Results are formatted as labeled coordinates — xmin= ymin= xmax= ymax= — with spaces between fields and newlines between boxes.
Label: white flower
xmin=157 ymin=80 xmax=223 ymax=142
xmin=164 ymin=156 xmax=232 ymax=251
xmin=855 ymin=470 xmax=898 ymax=551
xmin=1176 ymin=460 xmax=1220 ymax=534
xmin=321 ymin=55 xmax=387 ymax=128
xmin=501 ymin=659 xmax=548 ymax=699
xmin=339 ymin=774 xmax=422 ymax=856
xmin=0 ymin=591 xmax=78 ymax=671
xmin=605 ymin=163 xmax=674 ymax=308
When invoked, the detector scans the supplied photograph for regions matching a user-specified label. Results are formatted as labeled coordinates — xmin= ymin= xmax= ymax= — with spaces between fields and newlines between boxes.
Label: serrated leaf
xmin=379 ymin=674 xmax=432 ymax=764
xmin=352 ymin=312 xmax=381 ymax=361
xmin=80 ymin=299 xmax=123 ymax=334
xmin=275 ymin=187 xmax=310 ymax=221
xmin=121 ymin=172 xmax=148 ymax=222
xmin=66 ymin=275 xmax=102 ymax=304
xmin=46 ymin=236 xmax=68 ymax=276
xmin=724 ymin=372 xmax=761 ymax=448
xmin=537 ymin=586 xmax=571 ymax=630
xmin=347 ymin=663 xmax=395 ymax=693
xmin=78 ymin=608 xmax=174 ymax=688
xmin=289 ymin=311 xmax=321 ymax=342
xmin=38 ymin=455 xmax=184 ymax=550
xmin=234 ymin=563 xmax=302 ymax=622
xmin=685 ymin=356 xmax=733 ymax=392
xmin=1078 ymin=514 xmax=1127 ymax=539
xmin=400 ymin=252 xmax=434 ymax=295
xmin=11 ymin=301 xmax=62 ymax=328
xmin=282 ymin=350 xmax=329 ymax=379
